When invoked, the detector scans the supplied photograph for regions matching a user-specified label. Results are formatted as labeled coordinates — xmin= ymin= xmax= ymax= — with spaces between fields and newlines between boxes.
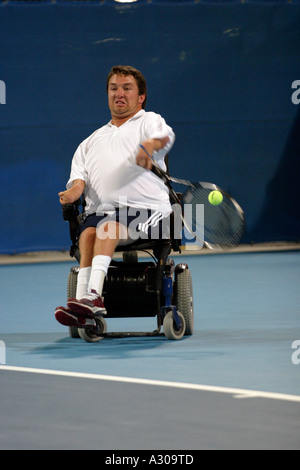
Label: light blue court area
xmin=0 ymin=250 xmax=299 ymax=397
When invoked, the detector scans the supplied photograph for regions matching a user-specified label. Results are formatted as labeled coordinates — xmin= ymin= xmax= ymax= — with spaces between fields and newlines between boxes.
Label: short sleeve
xmin=66 ymin=141 xmax=88 ymax=189
xmin=144 ymin=112 xmax=175 ymax=163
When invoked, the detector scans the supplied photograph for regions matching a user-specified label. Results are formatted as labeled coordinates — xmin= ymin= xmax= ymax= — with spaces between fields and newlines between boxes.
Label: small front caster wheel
xmin=69 ymin=326 xmax=80 ymax=338
xmin=163 ymin=311 xmax=186 ymax=341
xmin=78 ymin=317 xmax=107 ymax=343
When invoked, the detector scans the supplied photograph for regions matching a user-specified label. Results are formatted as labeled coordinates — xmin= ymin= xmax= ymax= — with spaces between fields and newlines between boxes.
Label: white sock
xmin=88 ymin=255 xmax=111 ymax=297
xmin=76 ymin=266 xmax=91 ymax=299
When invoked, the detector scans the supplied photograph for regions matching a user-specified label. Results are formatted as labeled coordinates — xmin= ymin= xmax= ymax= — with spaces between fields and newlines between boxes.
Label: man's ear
xmin=139 ymin=94 xmax=146 ymax=105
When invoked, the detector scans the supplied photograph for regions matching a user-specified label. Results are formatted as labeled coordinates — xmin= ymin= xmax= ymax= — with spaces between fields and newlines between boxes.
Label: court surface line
xmin=1 ymin=365 xmax=300 ymax=404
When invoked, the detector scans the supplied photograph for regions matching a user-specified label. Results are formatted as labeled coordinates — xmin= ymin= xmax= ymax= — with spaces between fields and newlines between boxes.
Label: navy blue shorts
xmin=79 ymin=207 xmax=171 ymax=241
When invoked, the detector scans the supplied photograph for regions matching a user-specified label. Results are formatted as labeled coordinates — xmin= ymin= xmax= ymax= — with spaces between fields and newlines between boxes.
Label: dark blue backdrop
xmin=0 ymin=1 xmax=300 ymax=253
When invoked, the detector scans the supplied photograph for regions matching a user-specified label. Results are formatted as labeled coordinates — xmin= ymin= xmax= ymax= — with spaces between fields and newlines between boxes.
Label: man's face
xmin=108 ymin=74 xmax=145 ymax=122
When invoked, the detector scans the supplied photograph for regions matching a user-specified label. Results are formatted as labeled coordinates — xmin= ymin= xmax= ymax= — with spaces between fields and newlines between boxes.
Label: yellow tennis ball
xmin=208 ymin=190 xmax=223 ymax=206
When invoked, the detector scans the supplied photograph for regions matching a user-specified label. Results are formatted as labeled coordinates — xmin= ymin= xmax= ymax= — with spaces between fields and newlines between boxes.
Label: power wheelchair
xmin=62 ymin=176 xmax=194 ymax=343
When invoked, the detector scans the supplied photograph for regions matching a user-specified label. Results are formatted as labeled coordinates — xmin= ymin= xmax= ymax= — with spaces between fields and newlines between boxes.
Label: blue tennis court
xmin=0 ymin=249 xmax=299 ymax=449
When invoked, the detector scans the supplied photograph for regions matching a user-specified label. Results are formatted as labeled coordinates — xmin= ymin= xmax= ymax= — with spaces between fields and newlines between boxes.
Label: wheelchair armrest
xmin=61 ymin=200 xmax=81 ymax=261
xmin=61 ymin=200 xmax=80 ymax=222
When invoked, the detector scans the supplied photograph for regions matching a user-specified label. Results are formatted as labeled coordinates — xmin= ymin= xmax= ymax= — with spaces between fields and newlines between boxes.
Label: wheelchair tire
xmin=67 ymin=269 xmax=80 ymax=339
xmin=163 ymin=310 xmax=186 ymax=341
xmin=78 ymin=317 xmax=107 ymax=343
xmin=175 ymin=267 xmax=194 ymax=336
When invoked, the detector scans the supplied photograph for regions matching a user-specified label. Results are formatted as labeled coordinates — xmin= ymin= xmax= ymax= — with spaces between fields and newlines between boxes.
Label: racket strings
xmin=182 ymin=187 xmax=245 ymax=247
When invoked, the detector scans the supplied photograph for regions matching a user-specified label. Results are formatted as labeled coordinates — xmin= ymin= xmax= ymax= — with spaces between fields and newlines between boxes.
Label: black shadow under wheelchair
xmin=62 ymin=190 xmax=194 ymax=343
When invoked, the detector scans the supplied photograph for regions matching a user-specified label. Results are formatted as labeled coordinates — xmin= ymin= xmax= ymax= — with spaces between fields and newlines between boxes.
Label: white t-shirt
xmin=67 ymin=110 xmax=175 ymax=217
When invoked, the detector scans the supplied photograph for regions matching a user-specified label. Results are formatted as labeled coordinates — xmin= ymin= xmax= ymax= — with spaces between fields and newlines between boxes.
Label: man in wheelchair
xmin=55 ymin=65 xmax=177 ymax=330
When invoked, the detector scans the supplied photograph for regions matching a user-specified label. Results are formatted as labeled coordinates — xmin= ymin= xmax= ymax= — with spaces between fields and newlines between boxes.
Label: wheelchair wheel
xmin=78 ymin=317 xmax=107 ymax=343
xmin=163 ymin=310 xmax=186 ymax=341
xmin=67 ymin=269 xmax=80 ymax=339
xmin=175 ymin=267 xmax=194 ymax=336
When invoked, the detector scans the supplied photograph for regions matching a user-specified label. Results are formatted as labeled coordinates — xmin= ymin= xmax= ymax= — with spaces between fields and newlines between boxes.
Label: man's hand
xmin=58 ymin=189 xmax=76 ymax=205
xmin=136 ymin=149 xmax=153 ymax=170
xmin=136 ymin=137 xmax=169 ymax=170
xmin=58 ymin=179 xmax=85 ymax=205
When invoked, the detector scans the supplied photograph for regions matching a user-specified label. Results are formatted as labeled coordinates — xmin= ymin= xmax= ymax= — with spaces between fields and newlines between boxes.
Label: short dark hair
xmin=106 ymin=65 xmax=147 ymax=109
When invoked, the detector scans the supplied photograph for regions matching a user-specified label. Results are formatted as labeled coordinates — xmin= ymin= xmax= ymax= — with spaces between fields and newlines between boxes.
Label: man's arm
xmin=58 ymin=179 xmax=85 ymax=205
xmin=136 ymin=136 xmax=169 ymax=170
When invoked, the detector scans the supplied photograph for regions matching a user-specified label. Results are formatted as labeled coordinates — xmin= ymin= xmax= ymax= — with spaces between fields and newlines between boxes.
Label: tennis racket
xmin=151 ymin=162 xmax=246 ymax=249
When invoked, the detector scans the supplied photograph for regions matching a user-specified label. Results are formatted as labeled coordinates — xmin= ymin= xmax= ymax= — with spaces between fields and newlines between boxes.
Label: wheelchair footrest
xmin=95 ymin=329 xmax=162 ymax=339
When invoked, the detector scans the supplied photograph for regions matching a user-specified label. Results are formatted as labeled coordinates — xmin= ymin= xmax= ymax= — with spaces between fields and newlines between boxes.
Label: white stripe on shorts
xmin=138 ymin=211 xmax=164 ymax=234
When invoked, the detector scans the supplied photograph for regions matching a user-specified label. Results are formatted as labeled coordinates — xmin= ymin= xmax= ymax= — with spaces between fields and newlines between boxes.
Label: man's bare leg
xmin=74 ymin=227 xmax=95 ymax=299
xmin=79 ymin=227 xmax=96 ymax=268
xmin=85 ymin=221 xmax=124 ymax=299
xmin=76 ymin=222 xmax=126 ymax=298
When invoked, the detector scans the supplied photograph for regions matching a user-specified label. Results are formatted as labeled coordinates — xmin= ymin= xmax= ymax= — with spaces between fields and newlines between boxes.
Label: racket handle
xmin=151 ymin=161 xmax=169 ymax=183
